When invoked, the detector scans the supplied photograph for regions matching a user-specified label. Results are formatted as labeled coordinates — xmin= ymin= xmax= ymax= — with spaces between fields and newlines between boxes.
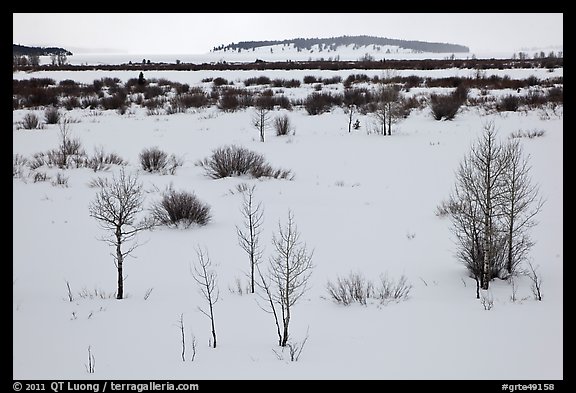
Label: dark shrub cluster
xmin=198 ymin=145 xmax=293 ymax=180
xmin=497 ymin=94 xmax=520 ymax=112
xmin=343 ymin=73 xmax=371 ymax=88
xmin=20 ymin=113 xmax=43 ymax=129
xmin=404 ymin=75 xmax=423 ymax=90
xmin=217 ymin=87 xmax=253 ymax=111
xmin=303 ymin=92 xmax=343 ymax=115
xmin=343 ymin=87 xmax=373 ymax=107
xmin=303 ymin=75 xmax=319 ymax=84
xmin=244 ymin=76 xmax=272 ymax=86
xmin=139 ymin=147 xmax=168 ymax=172
xmin=271 ymin=78 xmax=301 ymax=88
xmin=322 ymin=75 xmax=343 ymax=85
xmin=213 ymin=77 xmax=230 ymax=86
xmin=44 ymin=106 xmax=61 ymax=124
xmin=151 ymin=187 xmax=211 ymax=228
xmin=547 ymin=86 xmax=563 ymax=103
xmin=174 ymin=91 xmax=209 ymax=109
xmin=430 ymin=87 xmax=467 ymax=120
xmin=274 ymin=114 xmax=292 ymax=136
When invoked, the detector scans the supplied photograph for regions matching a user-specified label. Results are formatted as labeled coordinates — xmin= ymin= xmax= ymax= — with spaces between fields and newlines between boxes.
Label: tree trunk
xmin=259 ymin=112 xmax=265 ymax=142
xmin=507 ymin=227 xmax=513 ymax=275
xmin=210 ymin=306 xmax=217 ymax=348
xmin=250 ymin=256 xmax=255 ymax=294
xmin=116 ymin=229 xmax=123 ymax=299
xmin=281 ymin=313 xmax=289 ymax=347
xmin=348 ymin=108 xmax=353 ymax=133
xmin=481 ymin=212 xmax=491 ymax=290
xmin=387 ymin=104 xmax=392 ymax=135
xmin=116 ymin=257 xmax=123 ymax=299
xmin=475 ymin=275 xmax=480 ymax=299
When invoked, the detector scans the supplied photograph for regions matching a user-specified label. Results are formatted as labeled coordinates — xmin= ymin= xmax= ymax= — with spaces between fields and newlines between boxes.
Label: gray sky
xmin=13 ymin=13 xmax=563 ymax=55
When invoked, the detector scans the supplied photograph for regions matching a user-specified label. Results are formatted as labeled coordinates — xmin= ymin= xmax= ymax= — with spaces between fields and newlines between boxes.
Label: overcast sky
xmin=13 ymin=13 xmax=563 ymax=55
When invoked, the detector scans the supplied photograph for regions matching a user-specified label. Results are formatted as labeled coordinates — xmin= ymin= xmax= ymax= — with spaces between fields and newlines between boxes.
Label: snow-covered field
xmin=13 ymin=67 xmax=563 ymax=380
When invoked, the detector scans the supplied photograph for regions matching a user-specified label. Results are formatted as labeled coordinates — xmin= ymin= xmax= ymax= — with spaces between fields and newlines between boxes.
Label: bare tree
xmin=191 ymin=247 xmax=219 ymax=348
xmin=258 ymin=211 xmax=314 ymax=347
xmin=446 ymin=187 xmax=485 ymax=298
xmin=347 ymin=104 xmax=356 ymax=133
xmin=373 ymin=85 xmax=401 ymax=136
xmin=57 ymin=53 xmax=67 ymax=66
xmin=501 ymin=140 xmax=545 ymax=275
xmin=460 ymin=123 xmax=510 ymax=290
xmin=447 ymin=122 xmax=543 ymax=298
xmin=85 ymin=346 xmax=95 ymax=374
xmin=28 ymin=54 xmax=40 ymax=67
xmin=89 ymin=168 xmax=151 ymax=299
xmin=236 ymin=185 xmax=264 ymax=293
xmin=527 ymin=262 xmax=543 ymax=301
xmin=178 ymin=313 xmax=186 ymax=362
xmin=253 ymin=96 xmax=272 ymax=142
xmin=56 ymin=117 xmax=83 ymax=168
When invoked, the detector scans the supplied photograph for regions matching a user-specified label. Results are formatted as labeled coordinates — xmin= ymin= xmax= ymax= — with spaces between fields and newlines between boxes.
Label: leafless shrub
xmin=87 ymin=146 xmax=126 ymax=172
xmin=197 ymin=145 xmax=293 ymax=180
xmin=144 ymin=287 xmax=154 ymax=301
xmin=497 ymin=94 xmax=520 ymax=112
xmin=546 ymin=86 xmax=563 ymax=104
xmin=509 ymin=129 xmax=545 ymax=139
xmin=212 ymin=77 xmax=229 ymax=86
xmin=430 ymin=93 xmax=463 ymax=120
xmin=273 ymin=329 xmax=310 ymax=362
xmin=274 ymin=114 xmax=292 ymax=136
xmin=326 ymin=272 xmax=374 ymax=306
xmin=526 ymin=262 xmax=542 ymax=301
xmin=376 ymin=273 xmax=412 ymax=303
xmin=87 ymin=176 xmax=110 ymax=188
xmin=33 ymin=171 xmax=48 ymax=183
xmin=44 ymin=106 xmax=61 ymax=124
xmin=228 ymin=277 xmax=251 ymax=296
xmin=13 ymin=154 xmax=28 ymax=178
xmin=20 ymin=112 xmax=43 ymax=129
xmin=480 ymin=291 xmax=494 ymax=310
xmin=77 ymin=287 xmax=117 ymax=300
xmin=304 ymin=92 xmax=342 ymax=115
xmin=166 ymin=154 xmax=184 ymax=175
xmin=51 ymin=172 xmax=69 ymax=187
xmin=29 ymin=153 xmax=47 ymax=170
xmin=140 ymin=147 xmax=168 ymax=173
xmin=63 ymin=96 xmax=81 ymax=110
xmin=178 ymin=92 xmax=209 ymax=108
xmin=150 ymin=186 xmax=211 ymax=228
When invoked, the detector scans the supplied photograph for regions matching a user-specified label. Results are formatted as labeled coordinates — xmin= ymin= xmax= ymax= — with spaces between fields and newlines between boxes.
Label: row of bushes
xmin=15 ymin=142 xmax=296 ymax=229
xmin=14 ymin=77 xmax=562 ymax=120
xmin=15 ymin=131 xmax=293 ymax=182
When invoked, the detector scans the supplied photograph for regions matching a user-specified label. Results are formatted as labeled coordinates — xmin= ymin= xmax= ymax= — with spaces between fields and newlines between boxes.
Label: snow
xmin=36 ymin=42 xmax=563 ymax=66
xmin=13 ymin=66 xmax=562 ymax=380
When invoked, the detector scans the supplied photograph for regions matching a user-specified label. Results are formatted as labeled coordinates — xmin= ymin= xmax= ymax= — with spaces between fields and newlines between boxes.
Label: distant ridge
xmin=213 ymin=35 xmax=469 ymax=53
xmin=13 ymin=44 xmax=73 ymax=57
